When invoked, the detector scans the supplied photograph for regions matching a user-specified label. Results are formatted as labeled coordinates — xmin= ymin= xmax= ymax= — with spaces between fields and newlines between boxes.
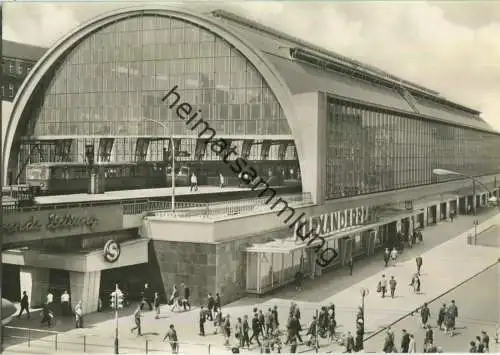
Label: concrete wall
xmin=150 ymin=240 xmax=216 ymax=305
xmin=291 ymin=91 xmax=327 ymax=204
xmin=19 ymin=267 xmax=49 ymax=308
xmin=69 ymin=271 xmax=101 ymax=314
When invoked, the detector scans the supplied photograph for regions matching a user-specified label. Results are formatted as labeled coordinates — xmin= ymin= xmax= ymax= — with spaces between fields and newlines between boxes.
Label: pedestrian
xmin=241 ymin=314 xmax=251 ymax=349
xmin=390 ymin=247 xmax=398 ymax=266
xmin=271 ymin=305 xmax=279 ymax=331
xmin=198 ymin=305 xmax=207 ymax=336
xmin=163 ymin=324 xmax=179 ymax=354
xmin=294 ymin=270 xmax=303 ymax=291
xmin=437 ymin=304 xmax=446 ymax=330
xmin=379 ymin=274 xmax=388 ymax=298
xmin=40 ymin=303 xmax=54 ymax=328
xmin=469 ymin=340 xmax=478 ymax=352
xmin=214 ymin=292 xmax=221 ymax=314
xmin=384 ymin=248 xmax=390 ymax=267
xmin=410 ymin=273 xmax=421 ymax=293
xmin=250 ymin=312 xmax=262 ymax=346
xmin=383 ymin=328 xmax=395 ymax=353
xmin=408 ymin=334 xmax=416 ymax=353
xmin=482 ymin=330 xmax=490 ymax=352
xmin=223 ymin=314 xmax=231 ymax=346
xmin=18 ymin=291 xmax=30 ymax=319
xmin=190 ymin=172 xmax=198 ymax=191
xmin=265 ymin=308 xmax=273 ymax=336
xmin=181 ymin=283 xmax=191 ymax=311
xmin=74 ymin=301 xmax=83 ymax=328
xmin=207 ymin=293 xmax=215 ymax=321
xmin=355 ymin=319 xmax=364 ymax=351
xmin=424 ymin=324 xmax=433 ymax=348
xmin=170 ymin=285 xmax=179 ymax=312
xmin=142 ymin=283 xmax=153 ymax=311
xmin=415 ymin=256 xmax=423 ymax=275
xmin=401 ymin=329 xmax=410 ymax=353
xmin=389 ymin=276 xmax=397 ymax=298
xmin=219 ymin=173 xmax=225 ymax=189
xmin=235 ymin=317 xmax=242 ymax=346
xmin=61 ymin=290 xmax=70 ymax=316
xmin=214 ymin=308 xmax=223 ymax=335
xmin=345 ymin=331 xmax=355 ymax=353
xmin=305 ymin=315 xmax=317 ymax=348
xmin=347 ymin=257 xmax=353 ymax=276
xmin=446 ymin=300 xmax=458 ymax=336
xmin=130 ymin=306 xmax=142 ymax=335
xmin=476 ymin=336 xmax=485 ymax=353
xmin=154 ymin=292 xmax=161 ymax=319
xmin=420 ymin=303 xmax=431 ymax=328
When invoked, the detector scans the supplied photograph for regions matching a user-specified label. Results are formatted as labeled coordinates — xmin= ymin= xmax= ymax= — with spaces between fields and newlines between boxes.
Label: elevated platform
xmin=34 ymin=185 xmax=252 ymax=204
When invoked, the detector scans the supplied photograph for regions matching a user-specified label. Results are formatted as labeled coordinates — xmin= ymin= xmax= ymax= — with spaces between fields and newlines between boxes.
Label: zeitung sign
xmin=294 ymin=206 xmax=370 ymax=240
xmin=2 ymin=205 xmax=123 ymax=245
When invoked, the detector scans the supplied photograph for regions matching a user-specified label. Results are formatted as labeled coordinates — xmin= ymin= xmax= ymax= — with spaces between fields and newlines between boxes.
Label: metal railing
xmin=2 ymin=326 xmax=224 ymax=354
xmin=147 ymin=192 xmax=313 ymax=219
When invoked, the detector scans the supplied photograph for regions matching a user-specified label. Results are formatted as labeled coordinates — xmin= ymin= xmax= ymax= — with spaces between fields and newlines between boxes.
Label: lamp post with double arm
xmin=432 ymin=168 xmax=498 ymax=245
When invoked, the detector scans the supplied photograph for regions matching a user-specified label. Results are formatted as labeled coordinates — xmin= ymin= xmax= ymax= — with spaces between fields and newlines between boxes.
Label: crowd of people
xmin=17 ymin=289 xmax=83 ymax=329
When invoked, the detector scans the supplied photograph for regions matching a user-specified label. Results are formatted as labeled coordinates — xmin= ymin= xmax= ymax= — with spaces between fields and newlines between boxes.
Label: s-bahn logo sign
xmin=2 ymin=213 xmax=99 ymax=235
xmin=103 ymin=240 xmax=121 ymax=263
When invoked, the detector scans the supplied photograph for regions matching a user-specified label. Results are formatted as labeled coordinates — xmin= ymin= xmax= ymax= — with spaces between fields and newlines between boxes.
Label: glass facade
xmin=25 ymin=15 xmax=290 ymax=139
xmin=326 ymin=99 xmax=500 ymax=199
xmin=17 ymin=15 xmax=294 ymax=165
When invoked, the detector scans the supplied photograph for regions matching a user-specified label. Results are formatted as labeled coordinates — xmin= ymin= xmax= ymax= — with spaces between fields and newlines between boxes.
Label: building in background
xmin=2 ymin=40 xmax=47 ymax=102
xmin=2 ymin=6 xmax=500 ymax=310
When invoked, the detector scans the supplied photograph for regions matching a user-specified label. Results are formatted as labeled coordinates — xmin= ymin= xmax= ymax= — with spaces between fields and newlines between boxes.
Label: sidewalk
xmin=3 ymin=211 xmax=499 ymax=354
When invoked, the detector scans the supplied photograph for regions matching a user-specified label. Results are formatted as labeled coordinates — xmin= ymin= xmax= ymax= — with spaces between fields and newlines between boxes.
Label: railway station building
xmin=2 ymin=6 xmax=500 ymax=312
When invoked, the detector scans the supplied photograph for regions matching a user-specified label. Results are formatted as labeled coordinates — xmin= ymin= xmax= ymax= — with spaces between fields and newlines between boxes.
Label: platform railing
xmin=149 ymin=192 xmax=313 ymax=219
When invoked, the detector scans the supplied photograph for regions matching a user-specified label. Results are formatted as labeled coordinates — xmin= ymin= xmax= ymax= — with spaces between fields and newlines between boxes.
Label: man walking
xmin=18 ymin=291 xmax=30 ymax=319
xmin=74 ymin=301 xmax=83 ymax=328
xmin=400 ymin=329 xmax=410 ymax=353
xmin=154 ymin=292 xmax=161 ymax=319
xmin=163 ymin=324 xmax=179 ymax=354
xmin=383 ymin=248 xmax=390 ymax=267
xmin=379 ymin=274 xmax=388 ymax=298
xmin=416 ymin=256 xmax=423 ymax=275
xmin=389 ymin=276 xmax=397 ymax=298
xmin=181 ymin=282 xmax=191 ymax=311
xmin=61 ymin=290 xmax=70 ymax=316
xmin=420 ymin=303 xmax=431 ymax=328
xmin=130 ymin=305 xmax=142 ymax=336
xmin=207 ymin=293 xmax=215 ymax=321
xmin=241 ymin=314 xmax=251 ymax=349
xmin=199 ymin=306 xmax=206 ymax=336
xmin=190 ymin=172 xmax=198 ymax=192
xmin=250 ymin=312 xmax=262 ymax=346
xmin=140 ymin=283 xmax=153 ymax=311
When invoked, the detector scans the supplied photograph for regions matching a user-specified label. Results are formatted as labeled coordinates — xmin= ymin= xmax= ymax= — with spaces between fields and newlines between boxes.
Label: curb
xmin=364 ymin=258 xmax=500 ymax=342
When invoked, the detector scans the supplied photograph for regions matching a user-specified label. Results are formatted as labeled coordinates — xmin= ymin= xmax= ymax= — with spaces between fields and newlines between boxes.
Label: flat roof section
xmin=34 ymin=185 xmax=253 ymax=205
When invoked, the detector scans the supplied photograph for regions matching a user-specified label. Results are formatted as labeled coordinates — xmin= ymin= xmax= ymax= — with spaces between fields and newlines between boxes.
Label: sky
xmin=3 ymin=0 xmax=500 ymax=131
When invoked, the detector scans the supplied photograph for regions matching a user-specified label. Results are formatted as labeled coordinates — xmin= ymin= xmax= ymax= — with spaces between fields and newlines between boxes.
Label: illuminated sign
xmin=295 ymin=206 xmax=370 ymax=239
xmin=2 ymin=213 xmax=99 ymax=235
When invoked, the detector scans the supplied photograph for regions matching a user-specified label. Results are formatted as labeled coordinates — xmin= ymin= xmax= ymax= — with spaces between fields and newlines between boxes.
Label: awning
xmin=246 ymin=237 xmax=322 ymax=254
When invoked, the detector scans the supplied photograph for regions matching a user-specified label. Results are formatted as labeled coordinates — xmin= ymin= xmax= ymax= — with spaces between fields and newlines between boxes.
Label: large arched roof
xmin=2 ymin=5 xmax=302 ymax=182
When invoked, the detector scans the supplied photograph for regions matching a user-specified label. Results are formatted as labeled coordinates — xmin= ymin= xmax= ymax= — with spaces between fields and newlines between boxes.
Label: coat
xmin=408 ymin=339 xmax=416 ymax=353
xmin=401 ymin=333 xmax=410 ymax=352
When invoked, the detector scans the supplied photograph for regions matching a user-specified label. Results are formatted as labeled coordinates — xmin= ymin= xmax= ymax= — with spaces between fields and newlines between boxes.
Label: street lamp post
xmin=432 ymin=168 xmax=498 ymax=245
xmin=360 ymin=287 xmax=369 ymax=349
xmin=144 ymin=118 xmax=175 ymax=212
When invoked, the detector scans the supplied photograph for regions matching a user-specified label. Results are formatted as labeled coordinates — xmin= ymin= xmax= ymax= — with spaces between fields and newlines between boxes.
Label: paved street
xmin=364 ymin=263 xmax=500 ymax=353
xmin=3 ymin=209 xmax=499 ymax=354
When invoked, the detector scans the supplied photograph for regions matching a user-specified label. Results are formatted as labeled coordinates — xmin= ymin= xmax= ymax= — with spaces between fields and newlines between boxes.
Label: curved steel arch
xmin=3 ymin=5 xmax=307 ymax=189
